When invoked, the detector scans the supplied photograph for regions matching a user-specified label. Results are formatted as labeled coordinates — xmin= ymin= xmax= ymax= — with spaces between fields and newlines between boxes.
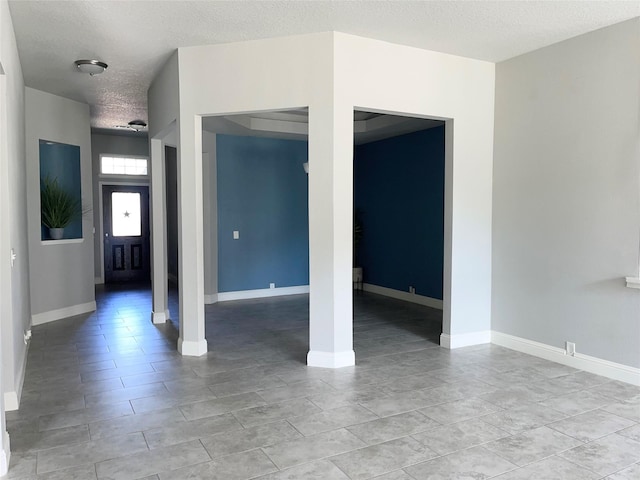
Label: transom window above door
xmin=100 ymin=155 xmax=148 ymax=176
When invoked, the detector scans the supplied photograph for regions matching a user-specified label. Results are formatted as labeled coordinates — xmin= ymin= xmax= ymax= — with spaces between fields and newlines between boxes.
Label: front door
xmin=103 ymin=185 xmax=150 ymax=283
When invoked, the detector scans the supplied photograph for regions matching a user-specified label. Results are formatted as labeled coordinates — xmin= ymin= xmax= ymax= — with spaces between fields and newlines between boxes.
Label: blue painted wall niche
xmin=354 ymin=126 xmax=445 ymax=300
xmin=39 ymin=139 xmax=82 ymax=240
xmin=217 ymin=134 xmax=309 ymax=292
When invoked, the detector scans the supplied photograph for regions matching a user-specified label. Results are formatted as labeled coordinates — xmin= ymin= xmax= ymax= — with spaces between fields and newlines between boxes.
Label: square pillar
xmin=177 ymin=115 xmax=207 ymax=356
xmin=149 ymin=138 xmax=169 ymax=324
xmin=307 ymin=103 xmax=355 ymax=368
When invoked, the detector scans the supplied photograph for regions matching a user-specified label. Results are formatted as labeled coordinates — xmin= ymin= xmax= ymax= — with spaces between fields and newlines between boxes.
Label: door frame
xmin=97 ymin=179 xmax=149 ymax=284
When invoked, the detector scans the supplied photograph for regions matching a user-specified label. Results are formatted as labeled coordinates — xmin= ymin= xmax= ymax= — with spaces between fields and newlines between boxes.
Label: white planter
xmin=49 ymin=227 xmax=64 ymax=240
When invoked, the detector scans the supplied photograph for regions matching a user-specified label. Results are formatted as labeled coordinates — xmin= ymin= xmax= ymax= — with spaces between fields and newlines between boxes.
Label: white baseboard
xmin=307 ymin=350 xmax=355 ymax=368
xmin=0 ymin=431 xmax=9 ymax=477
xmin=4 ymin=332 xmax=30 ymax=411
xmin=362 ymin=283 xmax=443 ymax=310
xmin=94 ymin=276 xmax=103 ymax=285
xmin=217 ymin=285 xmax=309 ymax=302
xmin=151 ymin=309 xmax=170 ymax=324
xmin=626 ymin=276 xmax=640 ymax=289
xmin=440 ymin=331 xmax=491 ymax=349
xmin=31 ymin=301 xmax=97 ymax=326
xmin=491 ymin=331 xmax=640 ymax=386
xmin=178 ymin=338 xmax=208 ymax=357
xmin=204 ymin=293 xmax=218 ymax=305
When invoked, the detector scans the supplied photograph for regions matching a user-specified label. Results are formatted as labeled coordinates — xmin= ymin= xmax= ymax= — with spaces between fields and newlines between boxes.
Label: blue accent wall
xmin=39 ymin=140 xmax=82 ymax=240
xmin=354 ymin=126 xmax=445 ymax=299
xmin=217 ymin=134 xmax=309 ymax=292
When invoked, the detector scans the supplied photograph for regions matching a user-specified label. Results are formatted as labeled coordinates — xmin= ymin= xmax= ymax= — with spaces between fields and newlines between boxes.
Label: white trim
xmin=151 ymin=309 xmax=170 ymax=324
xmin=307 ymin=350 xmax=355 ymax=368
xmin=31 ymin=301 xmax=96 ymax=326
xmin=178 ymin=338 xmax=208 ymax=356
xmin=204 ymin=293 xmax=218 ymax=305
xmin=440 ymin=331 xmax=491 ymax=349
xmin=625 ymin=277 xmax=640 ymax=289
xmin=4 ymin=333 xmax=28 ymax=411
xmin=217 ymin=285 xmax=309 ymax=302
xmin=491 ymin=331 xmax=640 ymax=386
xmin=363 ymin=283 xmax=443 ymax=310
xmin=41 ymin=238 xmax=84 ymax=245
xmin=0 ymin=430 xmax=10 ymax=477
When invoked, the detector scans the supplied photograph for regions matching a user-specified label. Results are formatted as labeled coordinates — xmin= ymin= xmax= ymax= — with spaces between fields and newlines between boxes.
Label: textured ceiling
xmin=7 ymin=1 xmax=640 ymax=132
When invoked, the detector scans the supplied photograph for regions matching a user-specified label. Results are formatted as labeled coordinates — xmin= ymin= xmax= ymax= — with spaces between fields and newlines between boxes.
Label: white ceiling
xmin=8 ymin=1 xmax=639 ymax=133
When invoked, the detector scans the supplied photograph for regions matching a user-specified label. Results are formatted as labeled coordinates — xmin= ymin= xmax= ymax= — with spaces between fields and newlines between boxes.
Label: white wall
xmin=0 ymin=0 xmax=29 ymax=466
xmin=149 ymin=31 xmax=495 ymax=362
xmin=91 ymin=133 xmax=149 ymax=281
xmin=492 ymin=19 xmax=640 ymax=368
xmin=25 ymin=88 xmax=95 ymax=323
xmin=202 ymin=131 xmax=217 ymax=301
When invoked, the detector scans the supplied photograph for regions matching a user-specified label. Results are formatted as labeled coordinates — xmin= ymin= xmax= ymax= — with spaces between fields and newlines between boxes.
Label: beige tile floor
xmin=4 ymin=284 xmax=640 ymax=479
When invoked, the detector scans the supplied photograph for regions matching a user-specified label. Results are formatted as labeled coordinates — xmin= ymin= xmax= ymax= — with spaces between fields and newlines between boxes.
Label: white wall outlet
xmin=565 ymin=341 xmax=576 ymax=356
xmin=409 ymin=286 xmax=415 ymax=294
xmin=233 ymin=230 xmax=239 ymax=240
xmin=23 ymin=329 xmax=32 ymax=344
xmin=269 ymin=283 xmax=275 ymax=289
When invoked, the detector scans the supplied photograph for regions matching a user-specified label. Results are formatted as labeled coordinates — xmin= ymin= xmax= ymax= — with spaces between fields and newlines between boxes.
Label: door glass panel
xmin=112 ymin=192 xmax=141 ymax=236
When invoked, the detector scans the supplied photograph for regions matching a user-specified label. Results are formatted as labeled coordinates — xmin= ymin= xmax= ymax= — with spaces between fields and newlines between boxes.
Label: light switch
xmin=10 ymin=248 xmax=16 ymax=268
xmin=233 ymin=230 xmax=240 ymax=240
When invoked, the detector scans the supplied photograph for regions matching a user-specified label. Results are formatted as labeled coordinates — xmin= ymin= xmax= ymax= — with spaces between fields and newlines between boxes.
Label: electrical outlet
xmin=409 ymin=286 xmax=415 ymax=294
xmin=233 ymin=231 xmax=240 ymax=240
xmin=269 ymin=283 xmax=275 ymax=289
xmin=565 ymin=341 xmax=576 ymax=356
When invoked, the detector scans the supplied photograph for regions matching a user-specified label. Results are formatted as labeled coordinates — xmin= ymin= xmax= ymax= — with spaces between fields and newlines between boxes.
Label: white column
xmin=177 ymin=115 xmax=207 ymax=356
xmin=150 ymin=138 xmax=169 ymax=324
xmin=307 ymin=103 xmax=355 ymax=368
xmin=202 ymin=133 xmax=219 ymax=304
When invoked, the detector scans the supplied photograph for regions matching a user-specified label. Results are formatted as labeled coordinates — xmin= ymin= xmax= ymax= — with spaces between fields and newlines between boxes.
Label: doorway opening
xmin=352 ymin=109 xmax=445 ymax=349
xmin=101 ymin=184 xmax=150 ymax=284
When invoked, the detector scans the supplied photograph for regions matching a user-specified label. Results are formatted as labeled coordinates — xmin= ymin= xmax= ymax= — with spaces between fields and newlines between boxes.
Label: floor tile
xmin=143 ymin=412 xmax=242 ymax=448
xmin=404 ymin=445 xmax=518 ymax=479
xmin=329 ymin=435 xmax=439 ymax=480
xmin=8 ymin=424 xmax=89 ymax=453
xmin=346 ymin=410 xmax=439 ymax=445
xmin=95 ymin=439 xmax=210 ymax=480
xmin=262 ymin=428 xmax=365 ymax=469
xmin=179 ymin=392 xmax=266 ymax=421
xmin=88 ymin=407 xmax=185 ymax=440
xmin=419 ymin=397 xmax=501 ymax=424
xmin=606 ymin=462 xmax=640 ymax=480
xmin=200 ymin=420 xmax=302 ymax=458
xmin=288 ymin=404 xmax=378 ymax=436
xmin=411 ymin=417 xmax=510 ymax=455
xmin=548 ymin=408 xmax=636 ymax=442
xmin=491 ymin=455 xmax=600 ymax=479
xmin=232 ymin=397 xmax=321 ymax=427
xmin=480 ymin=402 xmax=567 ymax=434
xmin=37 ymin=431 xmax=148 ymax=474
xmin=559 ymin=433 xmax=640 ymax=476
xmin=157 ymin=449 xmax=276 ymax=480
xmin=483 ymin=426 xmax=583 ymax=466
xmin=253 ymin=459 xmax=351 ymax=479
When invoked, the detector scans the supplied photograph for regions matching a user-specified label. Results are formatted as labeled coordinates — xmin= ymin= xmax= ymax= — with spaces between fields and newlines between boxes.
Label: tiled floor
xmin=4 ymin=284 xmax=640 ymax=479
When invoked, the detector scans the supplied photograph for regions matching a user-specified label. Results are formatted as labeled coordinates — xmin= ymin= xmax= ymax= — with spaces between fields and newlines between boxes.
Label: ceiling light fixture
xmin=74 ymin=59 xmax=108 ymax=76
xmin=115 ymin=120 xmax=147 ymax=132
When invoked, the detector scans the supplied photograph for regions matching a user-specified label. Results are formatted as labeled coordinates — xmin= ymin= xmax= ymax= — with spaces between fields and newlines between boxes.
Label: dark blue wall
xmin=217 ymin=134 xmax=309 ymax=292
xmin=354 ymin=127 xmax=445 ymax=299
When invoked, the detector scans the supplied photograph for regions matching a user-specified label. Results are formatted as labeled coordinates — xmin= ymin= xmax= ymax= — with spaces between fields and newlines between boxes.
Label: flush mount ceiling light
xmin=74 ymin=59 xmax=108 ymax=76
xmin=115 ymin=120 xmax=147 ymax=132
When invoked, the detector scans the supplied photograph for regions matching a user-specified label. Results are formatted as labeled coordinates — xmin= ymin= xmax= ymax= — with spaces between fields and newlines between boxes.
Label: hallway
xmin=4 ymin=288 xmax=640 ymax=479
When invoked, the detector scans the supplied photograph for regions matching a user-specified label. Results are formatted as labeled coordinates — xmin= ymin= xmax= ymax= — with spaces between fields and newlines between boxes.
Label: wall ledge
xmin=31 ymin=301 xmax=96 ymax=325
xmin=0 ymin=431 xmax=9 ymax=477
xmin=363 ymin=283 xmax=443 ymax=310
xmin=625 ymin=277 xmax=640 ymax=289
xmin=216 ymin=285 xmax=309 ymax=303
xmin=492 ymin=331 xmax=640 ymax=386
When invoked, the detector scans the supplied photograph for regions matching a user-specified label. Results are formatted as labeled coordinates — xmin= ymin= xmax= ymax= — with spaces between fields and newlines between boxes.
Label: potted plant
xmin=40 ymin=175 xmax=84 ymax=240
